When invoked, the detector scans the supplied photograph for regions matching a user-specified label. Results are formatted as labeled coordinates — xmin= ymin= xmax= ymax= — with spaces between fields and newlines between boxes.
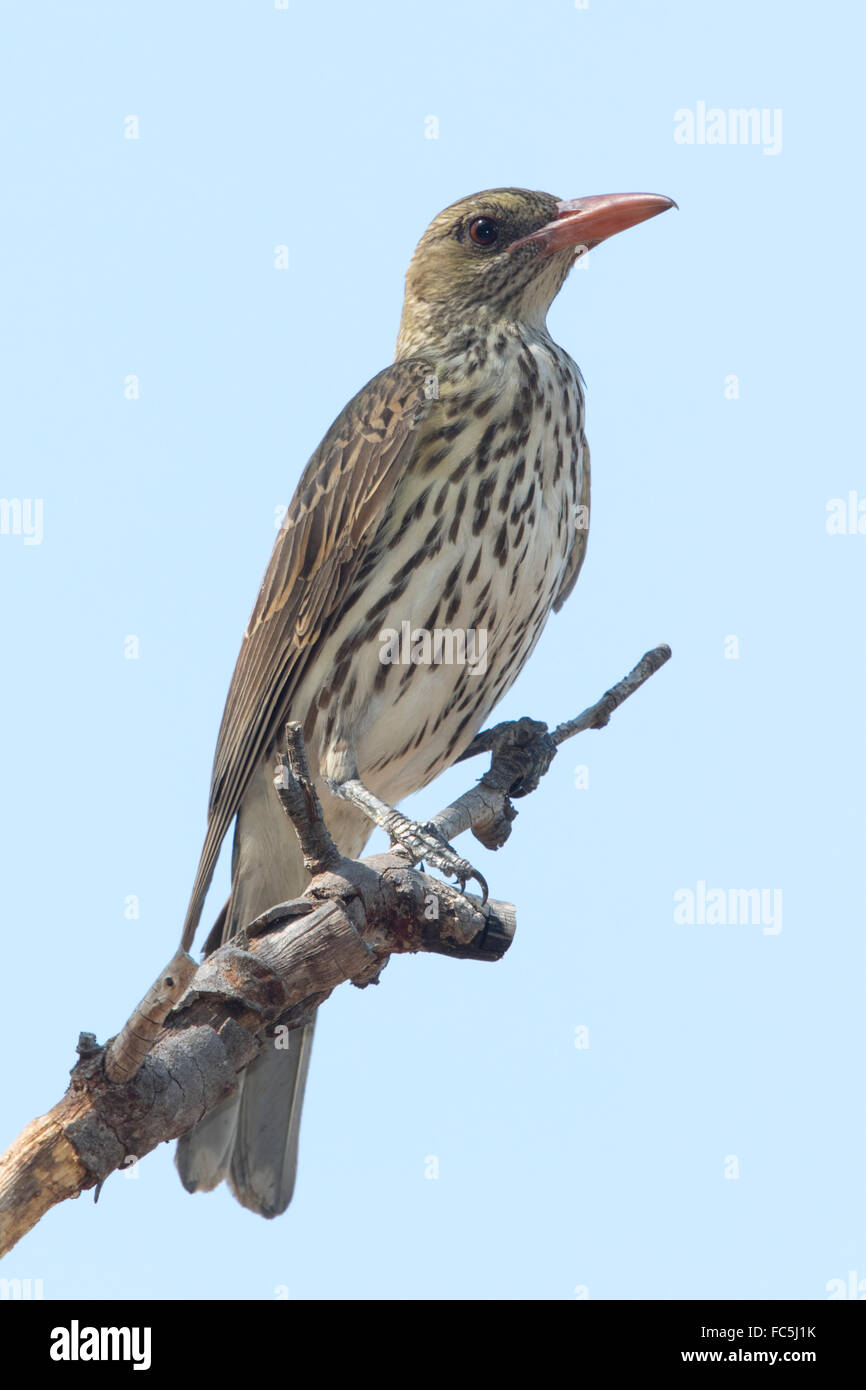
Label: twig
xmin=434 ymin=644 xmax=671 ymax=847
xmin=551 ymin=644 xmax=672 ymax=743
xmin=274 ymin=723 xmax=342 ymax=875
xmin=104 ymin=949 xmax=198 ymax=1083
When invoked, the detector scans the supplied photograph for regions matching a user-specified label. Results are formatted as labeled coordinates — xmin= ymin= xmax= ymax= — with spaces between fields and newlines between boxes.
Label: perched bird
xmin=176 ymin=186 xmax=675 ymax=1216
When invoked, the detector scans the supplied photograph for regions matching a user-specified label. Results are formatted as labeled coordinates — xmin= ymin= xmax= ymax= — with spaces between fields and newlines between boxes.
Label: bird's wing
xmin=182 ymin=357 xmax=437 ymax=947
xmin=553 ymin=435 xmax=591 ymax=612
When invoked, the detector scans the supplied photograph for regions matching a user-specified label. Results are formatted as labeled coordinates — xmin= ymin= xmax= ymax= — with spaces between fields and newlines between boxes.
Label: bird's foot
xmin=330 ymin=776 xmax=488 ymax=902
xmin=387 ymin=816 xmax=488 ymax=903
xmin=480 ymin=716 xmax=558 ymax=797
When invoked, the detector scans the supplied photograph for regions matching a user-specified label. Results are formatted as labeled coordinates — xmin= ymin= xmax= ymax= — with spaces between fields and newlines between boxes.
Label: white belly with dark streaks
xmin=301 ymin=323 xmax=588 ymax=804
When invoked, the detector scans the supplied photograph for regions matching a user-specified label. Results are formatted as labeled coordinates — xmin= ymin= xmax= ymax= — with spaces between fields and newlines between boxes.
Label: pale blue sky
xmin=1 ymin=0 xmax=863 ymax=1300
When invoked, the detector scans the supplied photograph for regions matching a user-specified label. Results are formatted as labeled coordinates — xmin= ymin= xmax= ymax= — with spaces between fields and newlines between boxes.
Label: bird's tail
xmin=176 ymin=766 xmax=317 ymax=1218
xmin=176 ymin=763 xmax=370 ymax=1217
xmin=175 ymin=1017 xmax=315 ymax=1218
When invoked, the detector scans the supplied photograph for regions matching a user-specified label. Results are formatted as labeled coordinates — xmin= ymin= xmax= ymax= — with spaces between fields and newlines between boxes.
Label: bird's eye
xmin=469 ymin=217 xmax=500 ymax=247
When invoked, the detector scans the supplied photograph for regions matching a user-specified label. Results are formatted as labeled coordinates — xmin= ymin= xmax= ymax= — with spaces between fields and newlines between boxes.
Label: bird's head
xmin=396 ymin=186 xmax=675 ymax=357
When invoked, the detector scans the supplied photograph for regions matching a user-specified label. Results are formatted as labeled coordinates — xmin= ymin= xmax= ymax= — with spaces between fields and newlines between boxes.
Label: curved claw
xmin=437 ymin=860 xmax=488 ymax=907
xmin=405 ymin=822 xmax=488 ymax=907
xmin=472 ymin=869 xmax=489 ymax=906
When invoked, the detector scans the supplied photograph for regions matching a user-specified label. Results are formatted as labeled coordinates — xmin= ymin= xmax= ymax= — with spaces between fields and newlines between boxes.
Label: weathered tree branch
xmin=0 ymin=643 xmax=670 ymax=1256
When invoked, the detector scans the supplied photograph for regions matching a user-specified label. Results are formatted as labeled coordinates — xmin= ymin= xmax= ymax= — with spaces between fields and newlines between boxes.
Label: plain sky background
xmin=1 ymin=0 xmax=864 ymax=1301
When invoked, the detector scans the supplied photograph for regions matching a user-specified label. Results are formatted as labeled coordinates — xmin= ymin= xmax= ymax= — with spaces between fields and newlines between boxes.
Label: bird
xmin=175 ymin=186 xmax=675 ymax=1217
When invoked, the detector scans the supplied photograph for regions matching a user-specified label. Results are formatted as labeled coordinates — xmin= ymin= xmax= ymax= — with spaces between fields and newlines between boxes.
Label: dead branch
xmin=435 ymin=644 xmax=671 ymax=848
xmin=0 ymin=643 xmax=670 ymax=1256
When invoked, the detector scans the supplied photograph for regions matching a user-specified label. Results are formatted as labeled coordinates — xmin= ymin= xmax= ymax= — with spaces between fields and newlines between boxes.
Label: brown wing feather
xmin=553 ymin=435 xmax=591 ymax=613
xmin=181 ymin=357 xmax=436 ymax=947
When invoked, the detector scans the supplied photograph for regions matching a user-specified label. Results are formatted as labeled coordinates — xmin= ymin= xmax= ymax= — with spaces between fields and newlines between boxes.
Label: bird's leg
xmin=327 ymin=775 xmax=488 ymax=902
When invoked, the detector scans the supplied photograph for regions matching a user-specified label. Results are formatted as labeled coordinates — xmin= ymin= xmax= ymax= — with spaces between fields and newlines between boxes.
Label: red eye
xmin=469 ymin=217 xmax=500 ymax=247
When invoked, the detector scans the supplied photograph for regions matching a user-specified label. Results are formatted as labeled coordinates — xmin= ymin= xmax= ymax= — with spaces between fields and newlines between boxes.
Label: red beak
xmin=509 ymin=192 xmax=677 ymax=257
